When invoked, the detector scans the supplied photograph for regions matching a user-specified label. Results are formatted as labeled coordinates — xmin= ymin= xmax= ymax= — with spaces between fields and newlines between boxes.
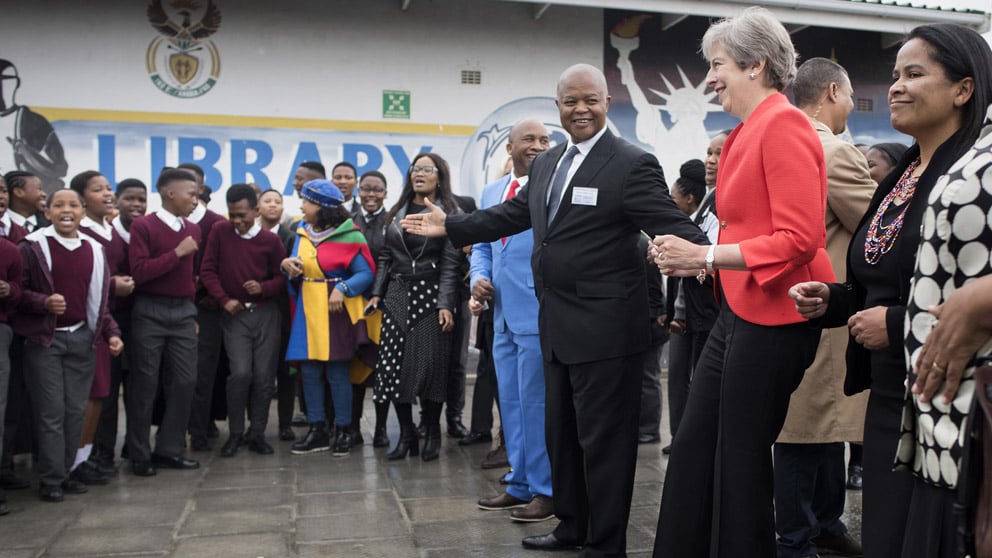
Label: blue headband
xmin=301 ymin=179 xmax=344 ymax=209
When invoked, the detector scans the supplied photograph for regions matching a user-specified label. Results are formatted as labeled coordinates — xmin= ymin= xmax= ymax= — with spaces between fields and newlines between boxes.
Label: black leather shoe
xmin=247 ymin=436 xmax=274 ymax=455
xmin=131 ymin=461 xmax=157 ymax=477
xmin=220 ymin=435 xmax=241 ymax=458
xmin=190 ymin=436 xmax=211 ymax=452
xmin=278 ymin=427 xmax=296 ymax=442
xmin=39 ymin=484 xmax=64 ymax=502
xmin=638 ymin=433 xmax=661 ymax=444
xmin=812 ymin=532 xmax=863 ymax=557
xmin=846 ymin=464 xmax=863 ymax=490
xmin=661 ymin=444 xmax=672 ymax=455
xmin=70 ymin=461 xmax=110 ymax=485
xmin=458 ymin=431 xmax=493 ymax=446
xmin=446 ymin=418 xmax=469 ymax=439
xmin=60 ymin=478 xmax=88 ymax=495
xmin=372 ymin=426 xmax=390 ymax=448
xmin=0 ymin=472 xmax=30 ymax=490
xmin=151 ymin=454 xmax=200 ymax=470
xmin=521 ymin=533 xmax=580 ymax=551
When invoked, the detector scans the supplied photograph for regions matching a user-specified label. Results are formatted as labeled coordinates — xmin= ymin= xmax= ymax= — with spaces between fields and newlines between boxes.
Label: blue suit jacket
xmin=469 ymin=175 xmax=539 ymax=336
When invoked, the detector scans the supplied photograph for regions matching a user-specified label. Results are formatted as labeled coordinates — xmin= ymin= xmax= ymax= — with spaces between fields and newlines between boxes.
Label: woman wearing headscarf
xmin=282 ymin=179 xmax=378 ymax=458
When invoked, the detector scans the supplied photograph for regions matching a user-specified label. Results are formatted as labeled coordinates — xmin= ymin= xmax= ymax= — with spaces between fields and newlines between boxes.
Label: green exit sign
xmin=383 ymin=90 xmax=410 ymax=119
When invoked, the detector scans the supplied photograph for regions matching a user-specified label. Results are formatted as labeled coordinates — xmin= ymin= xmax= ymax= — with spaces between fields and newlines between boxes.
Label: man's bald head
xmin=555 ymin=64 xmax=611 ymax=144
xmin=507 ymin=119 xmax=551 ymax=177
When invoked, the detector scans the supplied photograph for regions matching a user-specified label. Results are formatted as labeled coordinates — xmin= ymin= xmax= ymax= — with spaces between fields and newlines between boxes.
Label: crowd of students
xmin=0 ymin=155 xmax=488 ymax=510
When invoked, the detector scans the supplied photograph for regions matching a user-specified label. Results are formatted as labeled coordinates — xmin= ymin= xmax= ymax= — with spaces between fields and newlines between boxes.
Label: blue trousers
xmin=493 ymin=329 xmax=551 ymax=501
xmin=300 ymin=361 xmax=351 ymax=427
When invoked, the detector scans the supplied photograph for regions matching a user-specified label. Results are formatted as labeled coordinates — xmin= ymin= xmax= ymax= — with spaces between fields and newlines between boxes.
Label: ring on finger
xmin=931 ymin=362 xmax=946 ymax=375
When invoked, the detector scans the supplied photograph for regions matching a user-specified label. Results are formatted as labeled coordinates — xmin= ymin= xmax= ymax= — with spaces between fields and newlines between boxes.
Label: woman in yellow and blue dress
xmin=281 ymin=179 xmax=379 ymax=458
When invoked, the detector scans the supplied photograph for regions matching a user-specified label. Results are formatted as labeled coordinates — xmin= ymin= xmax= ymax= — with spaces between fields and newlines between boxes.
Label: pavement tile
xmin=199 ymin=467 xmax=296 ymax=489
xmin=180 ymin=507 xmax=292 ymax=536
xmin=45 ymin=525 xmax=173 ymax=556
xmin=171 ymin=533 xmax=290 ymax=558
xmin=192 ymin=486 xmax=293 ymax=511
xmin=297 ymin=472 xmax=389 ymax=494
xmin=296 ymin=511 xmax=408 ymax=543
xmin=403 ymin=496 xmax=489 ymax=523
xmin=297 ymin=538 xmax=420 ymax=558
xmin=72 ymin=501 xmax=188 ymax=529
xmin=0 ymin=516 xmax=70 ymax=549
xmin=413 ymin=517 xmax=548 ymax=548
xmin=297 ymin=491 xmax=397 ymax=517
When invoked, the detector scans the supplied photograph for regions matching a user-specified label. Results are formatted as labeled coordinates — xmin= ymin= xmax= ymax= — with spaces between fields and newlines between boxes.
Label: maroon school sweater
xmin=0 ymin=238 xmax=22 ymax=324
xmin=129 ymin=214 xmax=201 ymax=299
xmin=199 ymin=222 xmax=286 ymax=307
xmin=48 ymin=238 xmax=93 ymax=327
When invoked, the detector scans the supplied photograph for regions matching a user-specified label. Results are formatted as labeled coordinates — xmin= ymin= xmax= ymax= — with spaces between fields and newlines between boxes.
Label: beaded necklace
xmin=864 ymin=157 xmax=920 ymax=265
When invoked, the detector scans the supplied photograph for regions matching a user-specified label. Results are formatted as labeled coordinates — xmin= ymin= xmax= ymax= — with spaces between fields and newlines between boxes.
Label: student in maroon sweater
xmin=178 ymin=162 xmax=228 ymax=451
xmin=0 ymin=217 xmax=22 ymax=515
xmin=201 ymin=184 xmax=286 ymax=457
xmin=90 ymin=178 xmax=146 ymax=473
xmin=68 ymin=171 xmax=137 ymax=485
xmin=125 ymin=168 xmax=201 ymax=477
xmin=0 ymin=175 xmax=28 ymax=493
xmin=14 ymin=189 xmax=122 ymax=503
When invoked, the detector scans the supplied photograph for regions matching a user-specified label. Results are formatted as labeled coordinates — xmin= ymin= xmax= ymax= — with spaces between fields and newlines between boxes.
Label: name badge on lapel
xmin=572 ymin=187 xmax=598 ymax=206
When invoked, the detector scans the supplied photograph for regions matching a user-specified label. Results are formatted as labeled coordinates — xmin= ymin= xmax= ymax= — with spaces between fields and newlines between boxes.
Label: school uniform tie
xmin=501 ymin=179 xmax=520 ymax=245
xmin=547 ymin=146 xmax=579 ymax=221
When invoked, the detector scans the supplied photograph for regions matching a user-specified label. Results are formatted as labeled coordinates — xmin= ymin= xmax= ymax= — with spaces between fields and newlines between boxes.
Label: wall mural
xmin=0 ymin=59 xmax=68 ymax=192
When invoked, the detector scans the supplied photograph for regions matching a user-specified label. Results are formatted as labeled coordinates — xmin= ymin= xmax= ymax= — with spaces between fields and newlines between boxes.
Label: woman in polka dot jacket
xmin=789 ymin=24 xmax=992 ymax=558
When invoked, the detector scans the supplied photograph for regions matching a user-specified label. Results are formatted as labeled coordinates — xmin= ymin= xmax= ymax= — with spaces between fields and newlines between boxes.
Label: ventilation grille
xmin=855 ymin=98 xmax=874 ymax=112
xmin=461 ymin=70 xmax=482 ymax=85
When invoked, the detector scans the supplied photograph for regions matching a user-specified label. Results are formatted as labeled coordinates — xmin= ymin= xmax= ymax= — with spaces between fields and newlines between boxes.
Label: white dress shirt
xmin=547 ymin=125 xmax=608 ymax=207
xmin=155 ymin=207 xmax=185 ymax=232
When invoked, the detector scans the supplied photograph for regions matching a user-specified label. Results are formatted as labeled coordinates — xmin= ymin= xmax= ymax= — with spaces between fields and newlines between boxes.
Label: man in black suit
xmin=402 ymin=63 xmax=707 ymax=557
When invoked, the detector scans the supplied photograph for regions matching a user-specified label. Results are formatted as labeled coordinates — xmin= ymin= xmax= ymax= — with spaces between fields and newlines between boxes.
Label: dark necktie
xmin=547 ymin=146 xmax=579 ymax=221
xmin=501 ymin=179 xmax=520 ymax=245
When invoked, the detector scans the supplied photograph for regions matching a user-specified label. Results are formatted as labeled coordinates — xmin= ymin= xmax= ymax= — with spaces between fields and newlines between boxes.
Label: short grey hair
xmin=701 ymin=6 xmax=798 ymax=91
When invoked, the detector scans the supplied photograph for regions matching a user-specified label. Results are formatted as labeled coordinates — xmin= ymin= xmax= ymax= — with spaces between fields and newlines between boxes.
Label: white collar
xmin=266 ymin=222 xmax=281 ymax=233
xmin=8 ymin=211 xmax=32 ymax=228
xmin=81 ymin=216 xmax=114 ymax=241
xmin=111 ymin=215 xmax=131 ymax=244
xmin=0 ymin=212 xmax=10 ymax=237
xmin=238 ymin=223 xmax=262 ymax=240
xmin=155 ymin=207 xmax=184 ymax=232
xmin=42 ymin=226 xmax=83 ymax=251
xmin=363 ymin=207 xmax=385 ymax=219
xmin=188 ymin=203 xmax=207 ymax=224
xmin=567 ymin=126 xmax=608 ymax=157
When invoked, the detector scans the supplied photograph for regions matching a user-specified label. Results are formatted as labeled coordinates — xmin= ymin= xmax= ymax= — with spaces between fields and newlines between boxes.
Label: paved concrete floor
xmin=0 ymin=368 xmax=862 ymax=557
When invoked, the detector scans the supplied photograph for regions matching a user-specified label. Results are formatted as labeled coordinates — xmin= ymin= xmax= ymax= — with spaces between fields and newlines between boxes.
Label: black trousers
xmin=654 ymin=308 xmax=819 ymax=558
xmin=667 ymin=328 xmax=709 ymax=438
xmin=445 ymin=297 xmax=471 ymax=421
xmin=188 ymin=305 xmax=223 ymax=439
xmin=545 ymin=351 xmax=642 ymax=557
xmin=773 ymin=442 xmax=847 ymax=557
xmin=467 ymin=315 xmax=497 ymax=433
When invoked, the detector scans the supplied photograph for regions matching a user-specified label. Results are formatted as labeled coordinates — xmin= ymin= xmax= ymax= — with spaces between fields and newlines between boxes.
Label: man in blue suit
xmin=473 ymin=119 xmax=554 ymax=523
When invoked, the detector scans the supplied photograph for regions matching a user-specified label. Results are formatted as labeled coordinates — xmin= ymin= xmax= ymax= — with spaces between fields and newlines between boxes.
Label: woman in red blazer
xmin=651 ymin=7 xmax=835 ymax=557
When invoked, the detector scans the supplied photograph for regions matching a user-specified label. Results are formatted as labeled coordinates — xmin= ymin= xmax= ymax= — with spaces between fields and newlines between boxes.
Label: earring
xmin=748 ymin=72 xmax=757 ymax=80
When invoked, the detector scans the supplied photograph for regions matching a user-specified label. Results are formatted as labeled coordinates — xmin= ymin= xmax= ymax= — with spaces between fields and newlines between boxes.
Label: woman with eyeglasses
xmin=367 ymin=152 xmax=461 ymax=462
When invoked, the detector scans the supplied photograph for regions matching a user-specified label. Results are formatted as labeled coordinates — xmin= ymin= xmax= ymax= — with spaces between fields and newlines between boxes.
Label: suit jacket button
xmin=541 ymin=241 xmax=548 ymax=247
xmin=720 ymin=220 xmax=727 ymax=229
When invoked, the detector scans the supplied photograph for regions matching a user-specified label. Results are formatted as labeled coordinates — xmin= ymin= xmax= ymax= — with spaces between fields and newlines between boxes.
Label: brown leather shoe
xmin=481 ymin=445 xmax=509 ymax=469
xmin=478 ymin=492 xmax=529 ymax=510
xmin=812 ymin=532 xmax=863 ymax=557
xmin=511 ymin=495 xmax=555 ymax=523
